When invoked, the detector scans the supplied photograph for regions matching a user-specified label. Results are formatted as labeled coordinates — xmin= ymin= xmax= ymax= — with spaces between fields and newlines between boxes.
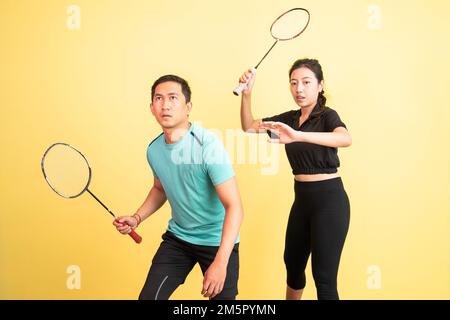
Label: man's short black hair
xmin=151 ymin=75 xmax=191 ymax=102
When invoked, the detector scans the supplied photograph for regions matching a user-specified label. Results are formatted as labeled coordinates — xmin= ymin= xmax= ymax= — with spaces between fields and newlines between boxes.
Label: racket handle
xmin=115 ymin=218 xmax=142 ymax=244
xmin=233 ymin=82 xmax=247 ymax=96
xmin=128 ymin=230 xmax=142 ymax=244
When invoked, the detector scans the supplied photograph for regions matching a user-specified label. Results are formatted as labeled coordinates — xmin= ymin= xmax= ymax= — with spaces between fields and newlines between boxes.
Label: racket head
xmin=41 ymin=142 xmax=92 ymax=199
xmin=270 ymin=8 xmax=310 ymax=41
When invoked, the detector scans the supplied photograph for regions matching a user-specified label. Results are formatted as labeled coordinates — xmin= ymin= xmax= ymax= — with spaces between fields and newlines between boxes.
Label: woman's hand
xmin=259 ymin=121 xmax=302 ymax=144
xmin=239 ymin=68 xmax=256 ymax=95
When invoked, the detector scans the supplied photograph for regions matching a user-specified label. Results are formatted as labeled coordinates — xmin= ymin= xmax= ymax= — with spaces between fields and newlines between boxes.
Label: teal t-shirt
xmin=147 ymin=123 xmax=238 ymax=246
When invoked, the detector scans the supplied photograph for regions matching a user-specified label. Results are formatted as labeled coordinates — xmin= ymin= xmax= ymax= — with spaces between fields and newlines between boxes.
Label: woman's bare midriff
xmin=294 ymin=172 xmax=340 ymax=182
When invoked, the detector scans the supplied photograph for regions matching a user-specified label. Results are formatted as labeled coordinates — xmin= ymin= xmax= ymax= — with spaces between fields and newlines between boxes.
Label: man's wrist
xmin=132 ymin=213 xmax=142 ymax=226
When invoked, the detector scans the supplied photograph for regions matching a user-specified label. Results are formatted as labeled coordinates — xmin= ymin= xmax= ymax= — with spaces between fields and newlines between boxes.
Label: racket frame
xmin=233 ymin=7 xmax=310 ymax=95
xmin=41 ymin=142 xmax=92 ymax=199
xmin=41 ymin=142 xmax=142 ymax=244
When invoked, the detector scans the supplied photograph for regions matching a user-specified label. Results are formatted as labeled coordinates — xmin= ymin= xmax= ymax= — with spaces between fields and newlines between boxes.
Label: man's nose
xmin=162 ymin=100 xmax=171 ymax=109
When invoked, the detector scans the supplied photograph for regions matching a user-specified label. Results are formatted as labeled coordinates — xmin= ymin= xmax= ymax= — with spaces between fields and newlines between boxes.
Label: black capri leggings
xmin=284 ymin=177 xmax=350 ymax=300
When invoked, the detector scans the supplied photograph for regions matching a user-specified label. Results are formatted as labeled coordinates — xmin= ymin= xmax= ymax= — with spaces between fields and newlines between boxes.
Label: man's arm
xmin=202 ymin=177 xmax=244 ymax=298
xmin=113 ymin=178 xmax=167 ymax=234
xmin=134 ymin=178 xmax=167 ymax=222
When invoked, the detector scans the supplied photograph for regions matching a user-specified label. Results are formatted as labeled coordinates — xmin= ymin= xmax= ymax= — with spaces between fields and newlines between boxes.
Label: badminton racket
xmin=233 ymin=8 xmax=310 ymax=96
xmin=41 ymin=142 xmax=142 ymax=244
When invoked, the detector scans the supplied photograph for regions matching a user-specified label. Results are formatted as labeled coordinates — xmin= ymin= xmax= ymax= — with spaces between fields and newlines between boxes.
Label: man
xmin=114 ymin=75 xmax=243 ymax=300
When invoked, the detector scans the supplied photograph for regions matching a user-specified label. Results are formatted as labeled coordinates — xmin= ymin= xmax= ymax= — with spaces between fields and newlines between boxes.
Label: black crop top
xmin=262 ymin=105 xmax=347 ymax=175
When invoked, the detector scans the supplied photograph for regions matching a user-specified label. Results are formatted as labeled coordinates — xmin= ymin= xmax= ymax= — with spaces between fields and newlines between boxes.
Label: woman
xmin=239 ymin=58 xmax=351 ymax=300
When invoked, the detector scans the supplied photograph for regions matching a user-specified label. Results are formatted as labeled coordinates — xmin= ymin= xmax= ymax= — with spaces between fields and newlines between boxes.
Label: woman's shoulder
xmin=321 ymin=106 xmax=341 ymax=118
xmin=263 ymin=109 xmax=298 ymax=121
xmin=321 ymin=106 xmax=347 ymax=129
xmin=323 ymin=106 xmax=337 ymax=113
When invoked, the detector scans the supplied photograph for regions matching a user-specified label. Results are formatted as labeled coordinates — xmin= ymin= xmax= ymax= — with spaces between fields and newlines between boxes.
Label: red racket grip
xmin=115 ymin=219 xmax=142 ymax=244
xmin=128 ymin=230 xmax=142 ymax=244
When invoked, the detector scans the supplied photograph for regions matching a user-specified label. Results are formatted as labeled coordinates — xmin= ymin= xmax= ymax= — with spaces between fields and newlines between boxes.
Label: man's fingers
xmin=210 ymin=284 xmax=223 ymax=299
xmin=206 ymin=284 xmax=216 ymax=298
xmin=202 ymin=281 xmax=217 ymax=298
xmin=202 ymin=280 xmax=211 ymax=296
xmin=120 ymin=227 xmax=131 ymax=234
xmin=113 ymin=220 xmax=122 ymax=228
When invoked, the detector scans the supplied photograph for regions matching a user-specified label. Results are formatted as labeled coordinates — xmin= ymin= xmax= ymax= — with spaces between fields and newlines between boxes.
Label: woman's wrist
xmin=295 ymin=130 xmax=305 ymax=142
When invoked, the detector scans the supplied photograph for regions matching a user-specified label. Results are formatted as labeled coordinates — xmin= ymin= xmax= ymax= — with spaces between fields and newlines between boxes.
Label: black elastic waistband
xmin=294 ymin=177 xmax=344 ymax=193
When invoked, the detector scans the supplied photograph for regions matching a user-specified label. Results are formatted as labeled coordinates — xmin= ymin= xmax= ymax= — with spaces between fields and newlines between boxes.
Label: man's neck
xmin=163 ymin=122 xmax=191 ymax=144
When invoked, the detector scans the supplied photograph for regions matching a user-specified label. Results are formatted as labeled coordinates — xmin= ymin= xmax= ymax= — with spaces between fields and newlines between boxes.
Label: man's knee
xmin=139 ymin=274 xmax=183 ymax=300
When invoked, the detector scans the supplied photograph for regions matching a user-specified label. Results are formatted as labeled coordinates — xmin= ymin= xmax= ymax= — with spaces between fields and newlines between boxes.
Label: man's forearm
xmin=215 ymin=204 xmax=243 ymax=265
xmin=135 ymin=185 xmax=167 ymax=222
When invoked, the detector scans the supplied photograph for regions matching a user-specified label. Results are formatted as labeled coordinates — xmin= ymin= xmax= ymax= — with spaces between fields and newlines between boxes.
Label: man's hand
xmin=112 ymin=216 xmax=138 ymax=234
xmin=201 ymin=259 xmax=227 ymax=299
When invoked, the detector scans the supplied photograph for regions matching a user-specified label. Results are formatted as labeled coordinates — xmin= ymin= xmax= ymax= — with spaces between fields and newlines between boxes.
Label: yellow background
xmin=1 ymin=0 xmax=449 ymax=299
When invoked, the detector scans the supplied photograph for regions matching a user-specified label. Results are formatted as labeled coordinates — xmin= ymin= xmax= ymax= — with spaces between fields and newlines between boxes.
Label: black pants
xmin=139 ymin=231 xmax=239 ymax=300
xmin=284 ymin=177 xmax=350 ymax=300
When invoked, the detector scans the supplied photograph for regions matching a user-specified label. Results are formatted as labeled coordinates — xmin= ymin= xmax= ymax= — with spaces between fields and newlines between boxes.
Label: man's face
xmin=150 ymin=81 xmax=192 ymax=129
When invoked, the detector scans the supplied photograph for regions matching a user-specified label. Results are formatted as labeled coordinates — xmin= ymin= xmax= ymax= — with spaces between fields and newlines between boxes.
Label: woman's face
xmin=289 ymin=67 xmax=323 ymax=109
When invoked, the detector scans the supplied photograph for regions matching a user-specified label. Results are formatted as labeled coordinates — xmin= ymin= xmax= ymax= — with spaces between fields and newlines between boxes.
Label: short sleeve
xmin=262 ymin=110 xmax=294 ymax=124
xmin=149 ymin=162 xmax=159 ymax=180
xmin=146 ymin=148 xmax=159 ymax=180
xmin=324 ymin=109 xmax=347 ymax=132
xmin=203 ymin=135 xmax=235 ymax=186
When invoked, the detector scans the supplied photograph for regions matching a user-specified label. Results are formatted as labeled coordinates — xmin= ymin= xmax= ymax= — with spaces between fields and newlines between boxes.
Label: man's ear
xmin=150 ymin=102 xmax=155 ymax=116
xmin=186 ymin=102 xmax=192 ymax=114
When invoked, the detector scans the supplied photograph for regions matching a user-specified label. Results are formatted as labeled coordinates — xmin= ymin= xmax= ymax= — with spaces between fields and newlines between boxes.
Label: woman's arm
xmin=259 ymin=122 xmax=352 ymax=147
xmin=240 ymin=69 xmax=266 ymax=133
xmin=299 ymin=127 xmax=352 ymax=147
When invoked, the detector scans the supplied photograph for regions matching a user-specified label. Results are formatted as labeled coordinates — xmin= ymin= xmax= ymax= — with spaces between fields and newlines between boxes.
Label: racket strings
xmin=42 ymin=143 xmax=91 ymax=198
xmin=270 ymin=8 xmax=310 ymax=40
